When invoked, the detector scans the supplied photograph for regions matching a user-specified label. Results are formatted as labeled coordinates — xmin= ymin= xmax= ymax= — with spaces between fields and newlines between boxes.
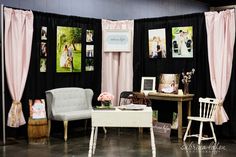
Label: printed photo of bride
xmin=172 ymin=26 xmax=193 ymax=58
xmin=56 ymin=26 xmax=82 ymax=72
xmin=148 ymin=28 xmax=166 ymax=59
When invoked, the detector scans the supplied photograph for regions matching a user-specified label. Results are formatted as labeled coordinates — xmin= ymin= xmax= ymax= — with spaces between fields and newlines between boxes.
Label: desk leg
xmin=188 ymin=101 xmax=191 ymax=117
xmin=187 ymin=101 xmax=192 ymax=135
xmin=92 ymin=127 xmax=98 ymax=155
xmin=178 ymin=101 xmax=183 ymax=139
xmin=88 ymin=127 xmax=95 ymax=157
xmin=150 ymin=127 xmax=156 ymax=157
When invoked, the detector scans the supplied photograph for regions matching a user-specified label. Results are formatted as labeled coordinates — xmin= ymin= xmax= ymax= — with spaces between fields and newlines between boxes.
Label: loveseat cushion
xmin=53 ymin=110 xmax=91 ymax=121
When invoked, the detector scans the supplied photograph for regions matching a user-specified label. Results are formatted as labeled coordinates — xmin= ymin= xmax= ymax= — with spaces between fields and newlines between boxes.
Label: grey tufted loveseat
xmin=45 ymin=87 xmax=93 ymax=141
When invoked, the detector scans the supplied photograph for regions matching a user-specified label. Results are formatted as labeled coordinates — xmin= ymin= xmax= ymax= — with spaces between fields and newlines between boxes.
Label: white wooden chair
xmin=183 ymin=97 xmax=220 ymax=144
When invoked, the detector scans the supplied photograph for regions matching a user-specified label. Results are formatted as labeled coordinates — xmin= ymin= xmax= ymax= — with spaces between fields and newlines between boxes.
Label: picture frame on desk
xmin=158 ymin=74 xmax=180 ymax=94
xmin=141 ymin=77 xmax=156 ymax=95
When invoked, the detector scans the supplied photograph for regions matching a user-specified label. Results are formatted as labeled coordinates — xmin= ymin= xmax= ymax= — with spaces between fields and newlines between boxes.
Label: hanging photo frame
xmin=172 ymin=26 xmax=193 ymax=58
xmin=56 ymin=26 xmax=82 ymax=72
xmin=148 ymin=28 xmax=166 ymax=58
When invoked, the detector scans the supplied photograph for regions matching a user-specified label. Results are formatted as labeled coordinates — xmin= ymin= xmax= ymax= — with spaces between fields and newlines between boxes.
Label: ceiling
xmin=197 ymin=0 xmax=236 ymax=7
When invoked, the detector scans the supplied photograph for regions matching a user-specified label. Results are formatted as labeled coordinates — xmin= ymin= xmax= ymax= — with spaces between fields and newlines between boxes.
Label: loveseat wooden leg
xmin=64 ymin=121 xmax=68 ymax=142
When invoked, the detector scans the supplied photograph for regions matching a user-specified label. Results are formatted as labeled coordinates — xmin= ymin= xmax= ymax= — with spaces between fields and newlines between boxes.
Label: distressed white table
xmin=88 ymin=107 xmax=156 ymax=157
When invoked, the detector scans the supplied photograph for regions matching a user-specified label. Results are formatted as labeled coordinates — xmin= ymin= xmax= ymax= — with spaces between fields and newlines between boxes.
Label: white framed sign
xmin=141 ymin=77 xmax=156 ymax=95
xmin=103 ymin=30 xmax=131 ymax=52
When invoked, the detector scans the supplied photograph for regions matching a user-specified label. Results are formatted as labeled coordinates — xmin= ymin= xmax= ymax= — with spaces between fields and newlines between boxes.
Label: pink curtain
xmin=102 ymin=19 xmax=134 ymax=106
xmin=205 ymin=9 xmax=235 ymax=125
xmin=4 ymin=8 xmax=34 ymax=127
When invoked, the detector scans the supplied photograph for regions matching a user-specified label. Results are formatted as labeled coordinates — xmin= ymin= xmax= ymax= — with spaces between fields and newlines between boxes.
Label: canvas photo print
xmin=40 ymin=42 xmax=47 ymax=57
xmin=56 ymin=26 xmax=82 ymax=72
xmin=158 ymin=74 xmax=180 ymax=94
xmin=86 ymin=30 xmax=94 ymax=42
xmin=172 ymin=26 xmax=193 ymax=58
xmin=41 ymin=26 xmax=47 ymax=40
xmin=40 ymin=58 xmax=47 ymax=72
xmin=86 ymin=45 xmax=94 ymax=57
xmin=148 ymin=28 xmax=166 ymax=58
xmin=85 ymin=58 xmax=94 ymax=71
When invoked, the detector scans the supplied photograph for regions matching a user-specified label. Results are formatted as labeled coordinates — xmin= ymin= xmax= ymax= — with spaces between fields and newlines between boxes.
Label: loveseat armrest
xmin=85 ymin=89 xmax=93 ymax=109
xmin=45 ymin=91 xmax=53 ymax=119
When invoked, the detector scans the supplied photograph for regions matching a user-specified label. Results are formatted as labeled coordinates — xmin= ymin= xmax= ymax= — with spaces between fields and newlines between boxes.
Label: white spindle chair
xmin=183 ymin=97 xmax=220 ymax=144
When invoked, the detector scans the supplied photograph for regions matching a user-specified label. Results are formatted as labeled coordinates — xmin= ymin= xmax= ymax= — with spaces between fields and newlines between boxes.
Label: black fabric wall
xmin=0 ymin=11 xmax=102 ymax=138
xmin=133 ymin=13 xmax=236 ymax=138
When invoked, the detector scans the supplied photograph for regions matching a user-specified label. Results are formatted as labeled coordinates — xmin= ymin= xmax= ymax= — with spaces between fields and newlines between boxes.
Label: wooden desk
xmin=148 ymin=92 xmax=194 ymax=139
xmin=88 ymin=107 xmax=156 ymax=157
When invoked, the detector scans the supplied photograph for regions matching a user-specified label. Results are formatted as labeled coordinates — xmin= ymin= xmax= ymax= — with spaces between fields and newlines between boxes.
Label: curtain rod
xmin=210 ymin=5 xmax=236 ymax=11
xmin=3 ymin=5 xmax=31 ymax=12
xmin=1 ymin=4 xmax=6 ymax=145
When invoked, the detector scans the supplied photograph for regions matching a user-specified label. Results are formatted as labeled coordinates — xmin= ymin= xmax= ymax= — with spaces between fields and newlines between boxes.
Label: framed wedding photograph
xmin=56 ymin=26 xmax=82 ymax=73
xmin=141 ymin=77 xmax=156 ymax=95
xmin=148 ymin=28 xmax=166 ymax=58
xmin=41 ymin=26 xmax=47 ymax=40
xmin=86 ymin=30 xmax=94 ymax=42
xmin=172 ymin=26 xmax=193 ymax=58
xmin=86 ymin=45 xmax=94 ymax=57
xmin=158 ymin=74 xmax=180 ymax=94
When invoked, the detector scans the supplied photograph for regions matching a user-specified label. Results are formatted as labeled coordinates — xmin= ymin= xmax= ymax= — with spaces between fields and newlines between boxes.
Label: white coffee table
xmin=88 ymin=107 xmax=156 ymax=157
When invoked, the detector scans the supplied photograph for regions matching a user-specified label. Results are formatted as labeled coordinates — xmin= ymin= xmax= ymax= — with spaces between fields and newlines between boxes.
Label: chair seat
xmin=53 ymin=110 xmax=91 ymax=121
xmin=187 ymin=116 xmax=214 ymax=122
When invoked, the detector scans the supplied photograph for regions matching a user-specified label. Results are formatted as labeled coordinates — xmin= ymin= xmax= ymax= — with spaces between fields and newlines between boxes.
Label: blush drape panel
xmin=205 ymin=9 xmax=235 ymax=125
xmin=101 ymin=19 xmax=134 ymax=106
xmin=4 ymin=8 xmax=34 ymax=127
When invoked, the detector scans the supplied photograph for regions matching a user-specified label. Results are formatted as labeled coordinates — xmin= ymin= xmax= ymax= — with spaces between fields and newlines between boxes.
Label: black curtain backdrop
xmin=0 ymin=11 xmax=102 ymax=139
xmin=133 ymin=13 xmax=236 ymax=139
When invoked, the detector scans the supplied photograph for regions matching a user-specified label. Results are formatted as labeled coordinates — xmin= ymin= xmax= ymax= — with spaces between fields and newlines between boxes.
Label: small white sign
xmin=103 ymin=30 xmax=131 ymax=52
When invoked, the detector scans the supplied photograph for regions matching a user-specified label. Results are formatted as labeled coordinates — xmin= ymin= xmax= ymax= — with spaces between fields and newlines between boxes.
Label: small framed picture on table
xmin=141 ymin=77 xmax=156 ymax=95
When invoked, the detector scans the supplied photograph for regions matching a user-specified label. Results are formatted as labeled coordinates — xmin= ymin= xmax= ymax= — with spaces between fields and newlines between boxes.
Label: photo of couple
xmin=148 ymin=28 xmax=166 ymax=58
xmin=158 ymin=74 xmax=180 ymax=94
xmin=56 ymin=26 xmax=82 ymax=72
xmin=172 ymin=26 xmax=193 ymax=58
xmin=60 ymin=44 xmax=74 ymax=69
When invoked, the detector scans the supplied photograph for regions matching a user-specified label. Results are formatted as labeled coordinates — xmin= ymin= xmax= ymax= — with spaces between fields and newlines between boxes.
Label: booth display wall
xmin=1 ymin=6 xmax=236 ymax=140
xmin=133 ymin=13 xmax=236 ymax=138
xmin=0 ymin=11 xmax=102 ymax=138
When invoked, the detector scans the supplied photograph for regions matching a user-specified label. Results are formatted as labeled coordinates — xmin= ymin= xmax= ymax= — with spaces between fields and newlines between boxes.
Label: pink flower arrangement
xmin=97 ymin=92 xmax=114 ymax=102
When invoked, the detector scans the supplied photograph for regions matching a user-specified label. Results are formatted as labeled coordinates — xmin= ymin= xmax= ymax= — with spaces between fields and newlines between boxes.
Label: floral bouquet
xmin=181 ymin=68 xmax=195 ymax=94
xmin=97 ymin=92 xmax=114 ymax=107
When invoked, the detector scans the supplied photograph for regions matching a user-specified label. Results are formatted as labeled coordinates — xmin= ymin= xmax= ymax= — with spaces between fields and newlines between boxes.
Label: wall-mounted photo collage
xmin=85 ymin=30 xmax=94 ymax=71
xmin=148 ymin=26 xmax=193 ymax=59
xmin=40 ymin=26 xmax=47 ymax=72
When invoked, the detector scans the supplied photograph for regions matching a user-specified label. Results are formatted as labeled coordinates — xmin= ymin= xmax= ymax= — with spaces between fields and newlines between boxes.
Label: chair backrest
xmin=118 ymin=91 xmax=134 ymax=106
xmin=132 ymin=92 xmax=152 ymax=106
xmin=198 ymin=97 xmax=220 ymax=119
